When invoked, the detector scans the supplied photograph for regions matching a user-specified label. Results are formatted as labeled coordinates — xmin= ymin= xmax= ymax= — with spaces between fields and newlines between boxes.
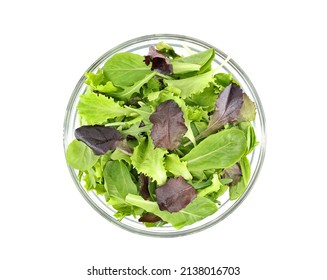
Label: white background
xmin=1 ymin=0 xmax=326 ymax=279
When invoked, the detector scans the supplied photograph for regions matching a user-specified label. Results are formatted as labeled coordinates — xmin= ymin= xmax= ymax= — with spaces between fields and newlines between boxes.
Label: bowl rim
xmin=63 ymin=33 xmax=266 ymax=237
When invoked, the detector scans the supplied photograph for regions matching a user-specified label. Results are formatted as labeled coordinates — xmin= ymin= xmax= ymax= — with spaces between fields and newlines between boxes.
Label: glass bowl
xmin=63 ymin=34 xmax=266 ymax=237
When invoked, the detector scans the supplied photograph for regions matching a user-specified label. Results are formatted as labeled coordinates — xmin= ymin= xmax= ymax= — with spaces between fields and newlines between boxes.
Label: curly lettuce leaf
xmin=131 ymin=137 xmax=167 ymax=185
xmin=77 ymin=92 xmax=130 ymax=125
xmin=165 ymin=154 xmax=192 ymax=180
xmin=85 ymin=69 xmax=118 ymax=94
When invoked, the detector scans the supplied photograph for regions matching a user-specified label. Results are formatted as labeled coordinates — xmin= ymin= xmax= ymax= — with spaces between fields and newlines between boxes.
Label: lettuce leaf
xmin=182 ymin=128 xmax=247 ymax=172
xmin=150 ymin=100 xmax=187 ymax=150
xmin=103 ymin=52 xmax=152 ymax=87
xmin=108 ymin=72 xmax=156 ymax=100
xmin=74 ymin=125 xmax=123 ymax=155
xmin=144 ymin=46 xmax=173 ymax=75
xmin=65 ymin=139 xmax=99 ymax=171
xmin=104 ymin=160 xmax=138 ymax=200
xmin=165 ymin=70 xmax=214 ymax=98
xmin=156 ymin=177 xmax=197 ymax=212
xmin=126 ymin=194 xmax=218 ymax=229
xmin=165 ymin=154 xmax=192 ymax=180
xmin=77 ymin=92 xmax=130 ymax=125
xmin=131 ymin=137 xmax=167 ymax=185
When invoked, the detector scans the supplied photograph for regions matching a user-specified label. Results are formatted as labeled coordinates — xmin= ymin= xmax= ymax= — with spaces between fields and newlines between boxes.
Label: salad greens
xmin=65 ymin=41 xmax=258 ymax=229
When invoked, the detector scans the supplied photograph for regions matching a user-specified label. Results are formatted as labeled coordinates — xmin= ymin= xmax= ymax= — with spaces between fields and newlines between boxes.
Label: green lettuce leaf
xmin=214 ymin=72 xmax=233 ymax=87
xmin=131 ymin=137 xmax=167 ymax=185
xmin=170 ymin=61 xmax=201 ymax=74
xmin=85 ymin=69 xmax=118 ymax=94
xmin=176 ymin=48 xmax=215 ymax=75
xmin=165 ymin=70 xmax=214 ymax=98
xmin=109 ymin=72 xmax=156 ymax=100
xmin=156 ymin=41 xmax=181 ymax=58
xmin=165 ymin=154 xmax=192 ymax=180
xmin=126 ymin=194 xmax=218 ymax=229
xmin=77 ymin=92 xmax=130 ymax=125
xmin=65 ymin=139 xmax=99 ymax=171
xmin=198 ymin=173 xmax=220 ymax=197
xmin=182 ymin=128 xmax=247 ymax=172
xmin=103 ymin=52 xmax=152 ymax=87
xmin=229 ymin=156 xmax=251 ymax=200
xmin=104 ymin=160 xmax=138 ymax=201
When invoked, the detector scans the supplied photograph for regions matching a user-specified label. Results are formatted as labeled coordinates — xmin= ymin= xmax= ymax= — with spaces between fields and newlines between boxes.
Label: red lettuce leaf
xmin=139 ymin=173 xmax=150 ymax=200
xmin=144 ymin=46 xmax=173 ymax=75
xmin=150 ymin=100 xmax=187 ymax=150
xmin=222 ymin=163 xmax=242 ymax=186
xmin=74 ymin=125 xmax=123 ymax=155
xmin=138 ymin=212 xmax=162 ymax=223
xmin=207 ymin=83 xmax=243 ymax=132
xmin=155 ymin=176 xmax=197 ymax=213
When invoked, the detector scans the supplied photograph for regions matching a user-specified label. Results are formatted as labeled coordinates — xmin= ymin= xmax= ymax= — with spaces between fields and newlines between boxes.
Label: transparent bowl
xmin=63 ymin=34 xmax=266 ymax=237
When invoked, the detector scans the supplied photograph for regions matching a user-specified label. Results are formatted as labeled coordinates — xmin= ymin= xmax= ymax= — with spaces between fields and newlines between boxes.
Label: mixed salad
xmin=65 ymin=41 xmax=258 ymax=229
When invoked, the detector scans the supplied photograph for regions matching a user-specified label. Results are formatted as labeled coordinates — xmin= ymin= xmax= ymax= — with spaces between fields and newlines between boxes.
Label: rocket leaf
xmin=150 ymin=100 xmax=187 ymax=150
xmin=156 ymin=176 xmax=197 ymax=212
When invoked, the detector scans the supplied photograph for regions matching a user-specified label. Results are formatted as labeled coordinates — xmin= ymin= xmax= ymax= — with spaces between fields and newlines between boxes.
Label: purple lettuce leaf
xmin=198 ymin=83 xmax=256 ymax=140
xmin=138 ymin=212 xmax=162 ymax=223
xmin=155 ymin=176 xmax=197 ymax=213
xmin=74 ymin=125 xmax=123 ymax=155
xmin=139 ymin=173 xmax=150 ymax=200
xmin=222 ymin=163 xmax=242 ymax=186
xmin=144 ymin=46 xmax=173 ymax=75
xmin=150 ymin=100 xmax=187 ymax=150
xmin=207 ymin=83 xmax=243 ymax=133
